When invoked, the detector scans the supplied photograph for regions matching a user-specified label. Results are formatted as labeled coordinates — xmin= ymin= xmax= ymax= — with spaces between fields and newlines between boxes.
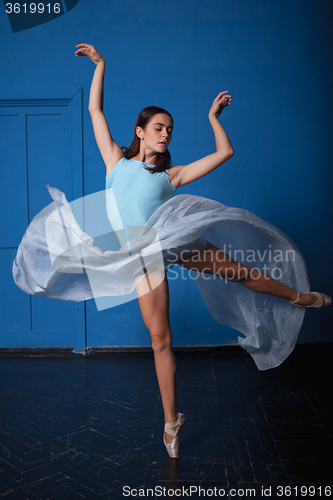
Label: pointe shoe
xmin=163 ymin=413 xmax=186 ymax=458
xmin=291 ymin=292 xmax=332 ymax=308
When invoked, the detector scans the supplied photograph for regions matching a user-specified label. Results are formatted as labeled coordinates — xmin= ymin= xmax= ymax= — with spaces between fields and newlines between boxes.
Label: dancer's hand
xmin=209 ymin=91 xmax=232 ymax=119
xmin=75 ymin=43 xmax=103 ymax=64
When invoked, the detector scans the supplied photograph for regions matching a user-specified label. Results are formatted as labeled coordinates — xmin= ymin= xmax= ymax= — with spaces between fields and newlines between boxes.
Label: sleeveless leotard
xmin=105 ymin=157 xmax=176 ymax=246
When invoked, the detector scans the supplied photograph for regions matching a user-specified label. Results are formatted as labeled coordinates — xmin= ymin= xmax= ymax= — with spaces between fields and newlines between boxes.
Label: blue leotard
xmin=105 ymin=157 xmax=176 ymax=244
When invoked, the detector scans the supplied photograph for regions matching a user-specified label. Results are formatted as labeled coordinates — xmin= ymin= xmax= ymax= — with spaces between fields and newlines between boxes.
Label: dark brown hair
xmin=121 ymin=106 xmax=173 ymax=173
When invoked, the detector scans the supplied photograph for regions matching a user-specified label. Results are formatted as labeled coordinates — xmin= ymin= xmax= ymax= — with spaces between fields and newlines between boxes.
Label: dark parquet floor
xmin=0 ymin=344 xmax=332 ymax=499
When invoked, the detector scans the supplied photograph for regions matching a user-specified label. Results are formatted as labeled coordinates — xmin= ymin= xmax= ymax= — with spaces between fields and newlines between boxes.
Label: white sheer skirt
xmin=12 ymin=185 xmax=310 ymax=370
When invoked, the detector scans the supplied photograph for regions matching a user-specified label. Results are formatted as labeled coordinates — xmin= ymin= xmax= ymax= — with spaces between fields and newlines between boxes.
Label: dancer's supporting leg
xmin=136 ymin=269 xmax=179 ymax=445
xmin=176 ymin=240 xmax=318 ymax=306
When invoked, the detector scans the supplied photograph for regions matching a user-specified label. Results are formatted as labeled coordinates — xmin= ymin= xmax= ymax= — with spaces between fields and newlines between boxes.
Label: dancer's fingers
xmin=217 ymin=91 xmax=229 ymax=98
xmin=75 ymin=49 xmax=88 ymax=56
xmin=75 ymin=46 xmax=93 ymax=57
xmin=215 ymin=92 xmax=232 ymax=103
xmin=75 ymin=43 xmax=95 ymax=54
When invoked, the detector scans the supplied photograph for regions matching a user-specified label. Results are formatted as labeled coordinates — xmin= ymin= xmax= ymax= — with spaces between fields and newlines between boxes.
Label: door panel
xmin=0 ymin=113 xmax=28 ymax=247
xmin=27 ymin=112 xmax=71 ymax=214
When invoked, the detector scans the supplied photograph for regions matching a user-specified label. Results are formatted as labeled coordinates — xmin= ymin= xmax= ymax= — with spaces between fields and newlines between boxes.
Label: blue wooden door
xmin=0 ymin=91 xmax=85 ymax=351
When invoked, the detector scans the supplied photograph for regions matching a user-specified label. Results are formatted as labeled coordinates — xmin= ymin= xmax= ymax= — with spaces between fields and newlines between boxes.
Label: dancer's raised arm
xmin=75 ymin=43 xmax=124 ymax=175
xmin=169 ymin=92 xmax=234 ymax=188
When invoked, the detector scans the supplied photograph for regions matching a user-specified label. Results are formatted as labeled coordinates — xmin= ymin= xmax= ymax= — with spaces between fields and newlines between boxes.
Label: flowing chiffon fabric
xmin=12 ymin=185 xmax=310 ymax=370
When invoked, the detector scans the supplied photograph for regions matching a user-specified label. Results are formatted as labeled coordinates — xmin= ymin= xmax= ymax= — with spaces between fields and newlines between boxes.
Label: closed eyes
xmin=155 ymin=127 xmax=173 ymax=133
xmin=153 ymin=122 xmax=173 ymax=133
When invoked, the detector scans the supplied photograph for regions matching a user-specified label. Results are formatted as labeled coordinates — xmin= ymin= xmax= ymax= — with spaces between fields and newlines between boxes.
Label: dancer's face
xmin=137 ymin=113 xmax=173 ymax=153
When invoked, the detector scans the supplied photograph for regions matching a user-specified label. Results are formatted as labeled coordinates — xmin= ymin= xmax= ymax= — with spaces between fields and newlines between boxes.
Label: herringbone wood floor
xmin=0 ymin=345 xmax=332 ymax=499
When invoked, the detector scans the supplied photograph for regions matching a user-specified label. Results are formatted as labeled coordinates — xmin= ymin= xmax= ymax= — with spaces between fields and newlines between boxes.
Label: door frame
xmin=0 ymin=88 xmax=86 ymax=352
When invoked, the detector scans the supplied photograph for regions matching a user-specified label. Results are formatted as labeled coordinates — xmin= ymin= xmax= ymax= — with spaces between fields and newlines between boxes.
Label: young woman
xmin=13 ymin=43 xmax=331 ymax=459
xmin=75 ymin=43 xmax=331 ymax=457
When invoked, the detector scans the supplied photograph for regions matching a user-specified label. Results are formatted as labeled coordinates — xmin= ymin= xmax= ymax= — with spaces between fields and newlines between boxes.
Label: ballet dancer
xmin=73 ymin=43 xmax=331 ymax=458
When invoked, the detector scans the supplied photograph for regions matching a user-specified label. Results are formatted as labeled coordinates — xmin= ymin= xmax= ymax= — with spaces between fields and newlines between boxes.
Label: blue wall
xmin=1 ymin=0 xmax=332 ymax=350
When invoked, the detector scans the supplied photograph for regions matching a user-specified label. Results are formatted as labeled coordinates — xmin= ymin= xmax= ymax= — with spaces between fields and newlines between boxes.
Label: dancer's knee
xmin=227 ymin=265 xmax=262 ymax=283
xmin=224 ymin=264 xmax=250 ymax=282
xmin=150 ymin=330 xmax=172 ymax=353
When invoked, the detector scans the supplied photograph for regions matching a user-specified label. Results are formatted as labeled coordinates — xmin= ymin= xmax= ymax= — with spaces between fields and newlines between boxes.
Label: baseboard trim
xmin=0 ymin=343 xmax=330 ymax=358
xmin=0 ymin=345 xmax=242 ymax=357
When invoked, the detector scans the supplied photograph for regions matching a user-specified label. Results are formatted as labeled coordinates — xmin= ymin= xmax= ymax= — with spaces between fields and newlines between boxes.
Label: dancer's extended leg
xmin=136 ymin=269 xmax=179 ymax=445
xmin=176 ymin=240 xmax=318 ymax=306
